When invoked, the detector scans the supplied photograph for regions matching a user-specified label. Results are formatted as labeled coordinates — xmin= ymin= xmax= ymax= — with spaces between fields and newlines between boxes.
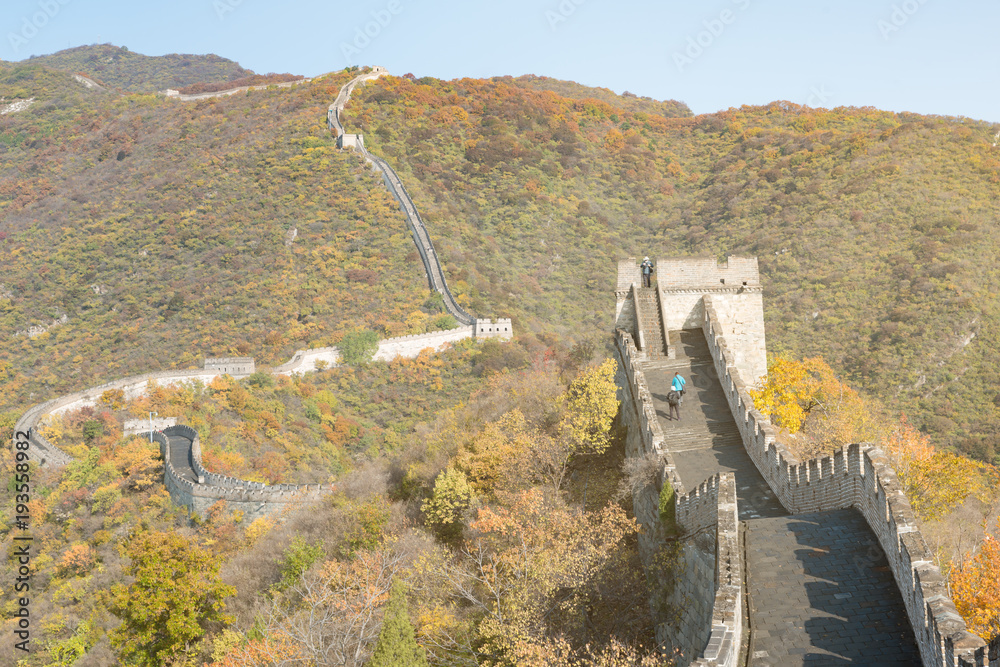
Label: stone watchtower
xmin=204 ymin=357 xmax=256 ymax=377
xmin=615 ymin=256 xmax=767 ymax=385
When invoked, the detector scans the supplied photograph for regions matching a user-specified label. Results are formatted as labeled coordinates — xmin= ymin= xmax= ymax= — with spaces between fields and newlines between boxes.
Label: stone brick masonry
xmin=614 ymin=256 xmax=999 ymax=666
xmin=701 ymin=297 xmax=990 ymax=666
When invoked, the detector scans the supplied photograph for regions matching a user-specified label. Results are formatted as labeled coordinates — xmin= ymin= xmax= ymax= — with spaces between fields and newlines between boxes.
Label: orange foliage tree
xmin=950 ymin=520 xmax=1000 ymax=640
xmin=883 ymin=416 xmax=991 ymax=522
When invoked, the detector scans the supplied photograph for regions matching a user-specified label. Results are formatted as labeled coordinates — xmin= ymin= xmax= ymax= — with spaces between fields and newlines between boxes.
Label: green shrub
xmin=246 ymin=371 xmax=275 ymax=388
xmin=276 ymin=537 xmax=324 ymax=590
xmin=369 ymin=581 xmax=427 ymax=667
xmin=659 ymin=479 xmax=677 ymax=536
xmin=339 ymin=330 xmax=380 ymax=366
xmin=431 ymin=314 xmax=457 ymax=331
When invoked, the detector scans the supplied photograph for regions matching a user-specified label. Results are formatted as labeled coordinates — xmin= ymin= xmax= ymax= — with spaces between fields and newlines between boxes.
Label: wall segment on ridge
xmin=16 ymin=71 xmax=515 ymax=521
xmin=330 ymin=67 xmax=483 ymax=327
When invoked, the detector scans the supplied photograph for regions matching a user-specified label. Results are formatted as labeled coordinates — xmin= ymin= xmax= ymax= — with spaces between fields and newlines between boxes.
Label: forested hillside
xmin=344 ymin=74 xmax=1000 ymax=462
xmin=22 ymin=44 xmax=254 ymax=92
xmin=5 ymin=55 xmax=1000 ymax=458
xmin=511 ymin=74 xmax=691 ymax=119
xmin=0 ymin=63 xmax=438 ymax=419
xmin=4 ymin=49 xmax=1000 ymax=664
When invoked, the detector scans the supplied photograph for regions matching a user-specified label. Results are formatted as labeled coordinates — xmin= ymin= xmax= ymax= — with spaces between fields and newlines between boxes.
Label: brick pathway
xmin=641 ymin=329 xmax=786 ymax=520
xmin=639 ymin=329 xmax=921 ymax=665
xmin=167 ymin=432 xmax=197 ymax=483
xmin=745 ymin=509 xmax=921 ymax=666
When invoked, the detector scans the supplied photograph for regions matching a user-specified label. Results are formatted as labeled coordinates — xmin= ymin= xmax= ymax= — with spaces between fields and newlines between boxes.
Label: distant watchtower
xmin=337 ymin=134 xmax=365 ymax=150
xmin=204 ymin=357 xmax=255 ymax=377
xmin=615 ymin=256 xmax=767 ymax=385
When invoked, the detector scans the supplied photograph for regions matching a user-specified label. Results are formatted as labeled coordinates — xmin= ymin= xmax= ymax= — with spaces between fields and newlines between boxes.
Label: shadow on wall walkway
xmin=745 ymin=508 xmax=921 ymax=666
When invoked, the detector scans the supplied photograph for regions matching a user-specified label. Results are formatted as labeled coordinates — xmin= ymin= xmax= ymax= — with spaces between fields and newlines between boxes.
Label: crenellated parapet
xmin=614 ymin=329 xmax=683 ymax=497
xmin=155 ymin=426 xmax=331 ymax=521
xmin=700 ymin=295 xmax=989 ymax=667
xmin=615 ymin=255 xmax=995 ymax=666
xmin=676 ymin=474 xmax=742 ymax=667
xmin=474 ymin=318 xmax=513 ymax=340
xmin=615 ymin=331 xmax=744 ymax=667
xmin=204 ymin=357 xmax=255 ymax=377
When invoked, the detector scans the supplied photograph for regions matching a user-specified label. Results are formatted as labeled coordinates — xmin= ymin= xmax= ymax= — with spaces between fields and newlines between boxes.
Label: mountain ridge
xmin=3 ymin=52 xmax=1000 ymax=463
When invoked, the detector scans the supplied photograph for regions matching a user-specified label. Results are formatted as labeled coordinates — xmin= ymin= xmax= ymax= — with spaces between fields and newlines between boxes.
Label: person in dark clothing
xmin=666 ymin=389 xmax=681 ymax=421
xmin=640 ymin=256 xmax=654 ymax=288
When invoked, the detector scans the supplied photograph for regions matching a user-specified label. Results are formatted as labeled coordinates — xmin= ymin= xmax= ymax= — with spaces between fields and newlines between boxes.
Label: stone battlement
xmin=155 ymin=426 xmax=330 ymax=521
xmin=676 ymin=474 xmax=743 ymax=667
xmin=124 ymin=417 xmax=177 ymax=435
xmin=474 ymin=318 xmax=513 ymax=340
xmin=613 ymin=255 xmax=996 ymax=666
xmin=617 ymin=257 xmax=766 ymax=385
xmin=337 ymin=133 xmax=364 ymax=149
xmin=616 ymin=256 xmax=760 ymax=294
xmin=204 ymin=357 xmax=255 ymax=376
xmin=700 ymin=298 xmax=988 ymax=666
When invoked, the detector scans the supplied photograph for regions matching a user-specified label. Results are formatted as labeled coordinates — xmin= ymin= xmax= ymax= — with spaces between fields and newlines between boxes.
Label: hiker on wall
xmin=672 ymin=372 xmax=686 ymax=404
xmin=666 ymin=389 xmax=681 ymax=421
xmin=640 ymin=257 xmax=654 ymax=288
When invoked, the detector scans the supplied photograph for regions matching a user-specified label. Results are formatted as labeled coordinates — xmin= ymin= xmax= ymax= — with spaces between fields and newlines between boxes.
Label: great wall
xmin=14 ymin=67 xmax=510 ymax=521
xmin=615 ymin=256 xmax=1000 ymax=665
xmin=11 ymin=67 xmax=1000 ymax=664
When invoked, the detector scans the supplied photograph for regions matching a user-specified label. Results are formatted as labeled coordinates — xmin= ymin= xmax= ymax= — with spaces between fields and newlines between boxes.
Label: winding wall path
xmin=14 ymin=67 xmax=510 ymax=519
xmin=615 ymin=260 xmax=998 ymax=666
xmin=329 ymin=68 xmax=476 ymax=325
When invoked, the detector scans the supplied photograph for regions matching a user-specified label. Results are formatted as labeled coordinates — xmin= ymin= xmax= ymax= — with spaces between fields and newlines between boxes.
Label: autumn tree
xmin=456 ymin=410 xmax=537 ymax=496
xmin=512 ymin=635 xmax=663 ymax=667
xmin=752 ymin=355 xmax=882 ymax=457
xmin=109 ymin=530 xmax=235 ymax=666
xmin=455 ymin=361 xmax=619 ymax=497
xmin=883 ymin=417 xmax=991 ymax=522
xmin=422 ymin=466 xmax=475 ymax=540
xmin=340 ymin=329 xmax=380 ymax=365
xmin=109 ymin=437 xmax=162 ymax=492
xmin=442 ymin=489 xmax=639 ymax=663
xmin=257 ymin=545 xmax=403 ymax=667
xmin=751 ymin=356 xmax=829 ymax=433
xmin=950 ymin=520 xmax=1000 ymax=640
xmin=369 ymin=580 xmax=428 ymax=667
xmin=558 ymin=359 xmax=619 ymax=456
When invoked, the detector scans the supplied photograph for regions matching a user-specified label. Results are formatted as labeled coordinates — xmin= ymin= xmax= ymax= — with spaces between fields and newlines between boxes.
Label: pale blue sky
xmin=3 ymin=0 xmax=998 ymax=122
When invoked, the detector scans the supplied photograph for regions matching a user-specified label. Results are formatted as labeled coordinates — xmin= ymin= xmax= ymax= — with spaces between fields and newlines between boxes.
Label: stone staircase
xmin=635 ymin=286 xmax=667 ymax=359
xmin=642 ymin=330 xmax=786 ymax=520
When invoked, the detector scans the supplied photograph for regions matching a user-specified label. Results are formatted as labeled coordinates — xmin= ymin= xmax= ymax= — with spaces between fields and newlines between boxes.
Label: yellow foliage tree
xmin=422 ymin=466 xmax=474 ymax=539
xmin=100 ymin=388 xmax=126 ymax=410
xmin=108 ymin=438 xmax=162 ymax=492
xmin=751 ymin=355 xmax=885 ymax=457
xmin=558 ymin=358 xmax=618 ymax=456
xmin=750 ymin=356 xmax=827 ymax=433
xmin=455 ymin=410 xmax=536 ymax=496
xmin=883 ymin=417 xmax=990 ymax=522
xmin=950 ymin=521 xmax=1000 ymax=640
xmin=456 ymin=489 xmax=639 ymax=663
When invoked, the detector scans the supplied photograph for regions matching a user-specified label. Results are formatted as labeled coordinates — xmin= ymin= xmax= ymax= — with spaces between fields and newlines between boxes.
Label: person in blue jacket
xmin=672 ymin=372 xmax=686 ymax=404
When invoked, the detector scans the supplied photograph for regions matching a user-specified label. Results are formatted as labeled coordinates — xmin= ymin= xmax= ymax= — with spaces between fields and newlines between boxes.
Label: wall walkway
xmin=329 ymin=68 xmax=476 ymax=326
xmin=614 ymin=257 xmax=999 ymax=666
xmin=152 ymin=426 xmax=329 ymax=521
